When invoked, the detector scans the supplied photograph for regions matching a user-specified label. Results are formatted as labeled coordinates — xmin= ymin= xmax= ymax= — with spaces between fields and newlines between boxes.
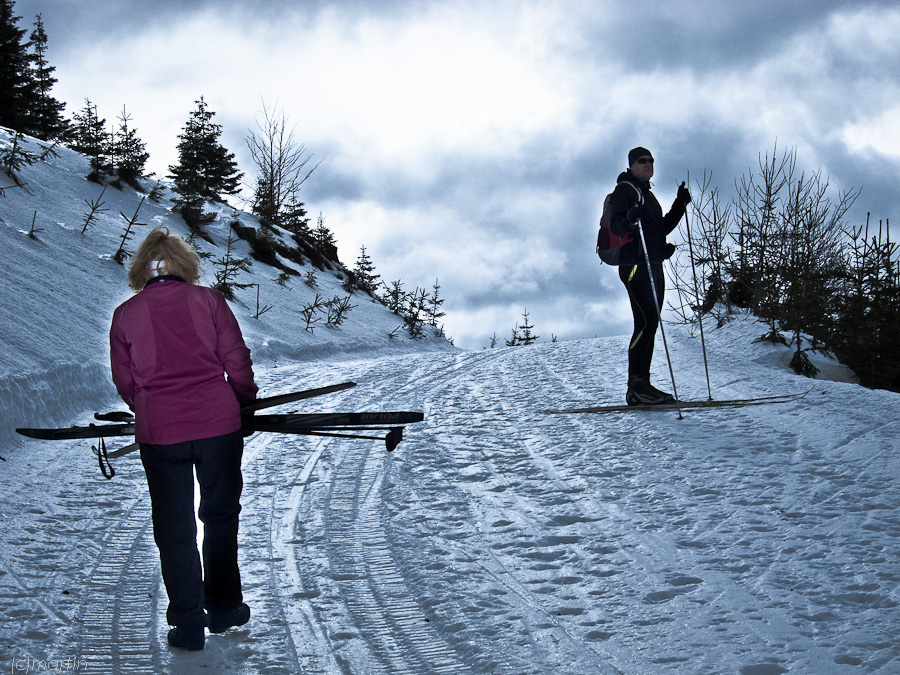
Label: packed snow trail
xmin=1 ymin=324 xmax=899 ymax=674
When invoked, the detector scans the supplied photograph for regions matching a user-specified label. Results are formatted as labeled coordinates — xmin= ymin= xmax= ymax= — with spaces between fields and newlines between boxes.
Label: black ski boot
xmin=167 ymin=626 xmax=205 ymax=651
xmin=626 ymin=375 xmax=675 ymax=406
xmin=208 ymin=603 xmax=251 ymax=634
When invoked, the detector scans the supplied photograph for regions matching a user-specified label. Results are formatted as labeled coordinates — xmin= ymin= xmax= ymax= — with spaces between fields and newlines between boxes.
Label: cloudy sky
xmin=14 ymin=0 xmax=900 ymax=348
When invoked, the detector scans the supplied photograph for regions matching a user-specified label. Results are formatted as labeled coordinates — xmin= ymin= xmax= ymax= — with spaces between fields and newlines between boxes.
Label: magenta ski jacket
xmin=110 ymin=276 xmax=258 ymax=445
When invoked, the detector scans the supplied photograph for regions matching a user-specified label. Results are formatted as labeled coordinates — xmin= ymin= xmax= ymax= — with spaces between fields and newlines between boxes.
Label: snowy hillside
xmin=1 ymin=128 xmax=899 ymax=674
xmin=0 ymin=127 xmax=453 ymax=447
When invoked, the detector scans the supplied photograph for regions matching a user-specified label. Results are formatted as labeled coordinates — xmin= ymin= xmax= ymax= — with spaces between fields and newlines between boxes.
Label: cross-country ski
xmin=544 ymin=389 xmax=812 ymax=414
xmin=238 ymin=380 xmax=357 ymax=413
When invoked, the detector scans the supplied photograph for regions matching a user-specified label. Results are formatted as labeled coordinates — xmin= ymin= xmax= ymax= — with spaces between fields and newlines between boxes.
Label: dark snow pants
xmin=619 ymin=260 xmax=665 ymax=379
xmin=140 ymin=430 xmax=244 ymax=629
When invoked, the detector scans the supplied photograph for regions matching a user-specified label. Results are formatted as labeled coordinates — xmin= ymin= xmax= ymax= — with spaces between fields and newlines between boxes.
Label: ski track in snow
xmin=1 ymin=335 xmax=899 ymax=674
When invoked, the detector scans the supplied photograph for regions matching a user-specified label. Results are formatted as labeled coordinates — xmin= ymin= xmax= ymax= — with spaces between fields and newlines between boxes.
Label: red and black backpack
xmin=596 ymin=180 xmax=642 ymax=265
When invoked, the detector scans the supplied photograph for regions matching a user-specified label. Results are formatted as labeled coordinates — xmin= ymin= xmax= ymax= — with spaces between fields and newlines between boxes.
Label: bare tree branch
xmin=246 ymin=99 xmax=321 ymax=233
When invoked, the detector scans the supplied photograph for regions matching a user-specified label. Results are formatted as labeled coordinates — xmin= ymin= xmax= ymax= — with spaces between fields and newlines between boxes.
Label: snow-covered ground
xmin=1 ymin=129 xmax=899 ymax=674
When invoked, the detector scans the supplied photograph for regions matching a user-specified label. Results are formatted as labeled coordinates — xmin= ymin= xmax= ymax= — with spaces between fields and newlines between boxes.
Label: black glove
xmin=626 ymin=206 xmax=641 ymax=231
xmin=664 ymin=242 xmax=676 ymax=260
xmin=677 ymin=182 xmax=692 ymax=205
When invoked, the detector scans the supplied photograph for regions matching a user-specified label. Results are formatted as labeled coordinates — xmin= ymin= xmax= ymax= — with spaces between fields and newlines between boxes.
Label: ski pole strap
xmin=92 ymin=436 xmax=116 ymax=480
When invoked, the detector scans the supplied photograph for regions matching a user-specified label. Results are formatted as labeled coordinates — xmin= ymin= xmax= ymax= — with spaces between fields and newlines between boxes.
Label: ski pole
xmin=635 ymin=217 xmax=682 ymax=419
xmin=681 ymin=184 xmax=713 ymax=400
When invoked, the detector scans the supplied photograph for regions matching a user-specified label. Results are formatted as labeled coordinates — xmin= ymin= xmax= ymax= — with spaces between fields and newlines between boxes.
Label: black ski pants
xmin=619 ymin=260 xmax=665 ymax=379
xmin=140 ymin=430 xmax=244 ymax=629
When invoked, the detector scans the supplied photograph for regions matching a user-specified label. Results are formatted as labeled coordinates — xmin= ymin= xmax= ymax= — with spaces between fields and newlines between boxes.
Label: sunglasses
xmin=636 ymin=157 xmax=654 ymax=165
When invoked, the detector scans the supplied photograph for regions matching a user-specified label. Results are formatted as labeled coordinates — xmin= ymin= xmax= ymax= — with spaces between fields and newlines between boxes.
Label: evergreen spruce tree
xmin=71 ymin=99 xmax=112 ymax=182
xmin=25 ymin=14 xmax=69 ymax=141
xmin=1 ymin=129 xmax=36 ymax=181
xmin=281 ymin=187 xmax=310 ymax=236
xmin=832 ymin=218 xmax=900 ymax=390
xmin=0 ymin=0 xmax=35 ymax=133
xmin=382 ymin=279 xmax=407 ymax=313
xmin=212 ymin=228 xmax=253 ymax=300
xmin=518 ymin=308 xmax=538 ymax=345
xmin=403 ymin=287 xmax=428 ymax=339
xmin=111 ymin=105 xmax=149 ymax=187
xmin=250 ymin=174 xmax=279 ymax=229
xmin=352 ymin=245 xmax=380 ymax=294
xmin=312 ymin=212 xmax=335 ymax=246
xmin=169 ymin=96 xmax=242 ymax=233
xmin=312 ymin=212 xmax=339 ymax=261
xmin=426 ymin=278 xmax=446 ymax=327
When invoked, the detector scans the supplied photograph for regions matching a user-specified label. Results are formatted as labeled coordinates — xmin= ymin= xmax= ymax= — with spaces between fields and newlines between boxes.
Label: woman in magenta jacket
xmin=110 ymin=226 xmax=258 ymax=651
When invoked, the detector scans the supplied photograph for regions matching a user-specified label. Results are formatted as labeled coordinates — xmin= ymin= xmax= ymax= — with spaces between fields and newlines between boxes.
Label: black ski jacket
xmin=607 ymin=170 xmax=686 ymax=265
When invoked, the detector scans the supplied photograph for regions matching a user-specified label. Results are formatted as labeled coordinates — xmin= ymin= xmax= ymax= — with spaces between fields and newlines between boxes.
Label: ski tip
xmin=106 ymin=442 xmax=139 ymax=459
xmin=386 ymin=427 xmax=403 ymax=452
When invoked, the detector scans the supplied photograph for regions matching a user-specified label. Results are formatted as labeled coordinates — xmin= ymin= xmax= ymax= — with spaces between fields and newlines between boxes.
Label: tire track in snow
xmin=75 ymin=499 xmax=161 ymax=674
xmin=0 ymin=551 xmax=71 ymax=627
xmin=324 ymin=429 xmax=472 ymax=674
xmin=267 ymin=438 xmax=345 ymax=675
xmin=237 ymin=432 xmax=320 ymax=674
xmin=280 ymin=348 xmax=537 ymax=673
xmin=240 ymin=361 xmax=475 ymax=674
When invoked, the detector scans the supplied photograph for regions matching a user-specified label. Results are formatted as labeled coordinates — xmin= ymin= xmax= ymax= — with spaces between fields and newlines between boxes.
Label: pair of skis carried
xmin=16 ymin=382 xmax=424 ymax=478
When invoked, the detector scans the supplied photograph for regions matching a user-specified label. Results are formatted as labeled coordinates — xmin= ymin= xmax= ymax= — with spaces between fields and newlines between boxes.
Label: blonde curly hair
xmin=127 ymin=226 xmax=201 ymax=292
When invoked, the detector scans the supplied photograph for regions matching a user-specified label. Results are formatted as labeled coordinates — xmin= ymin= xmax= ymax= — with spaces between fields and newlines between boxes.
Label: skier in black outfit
xmin=607 ymin=147 xmax=691 ymax=405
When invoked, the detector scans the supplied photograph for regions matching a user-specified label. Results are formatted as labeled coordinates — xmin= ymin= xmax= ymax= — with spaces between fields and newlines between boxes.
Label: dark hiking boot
xmin=167 ymin=626 xmax=205 ymax=651
xmin=626 ymin=376 xmax=675 ymax=406
xmin=208 ymin=603 xmax=251 ymax=634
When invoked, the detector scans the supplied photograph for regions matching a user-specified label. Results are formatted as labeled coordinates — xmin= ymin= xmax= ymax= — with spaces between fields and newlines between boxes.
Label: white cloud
xmin=322 ymin=198 xmax=567 ymax=299
xmin=54 ymin=3 xmax=581 ymax=178
xmin=825 ymin=5 xmax=900 ymax=63
xmin=289 ymin=4 xmax=584 ymax=187
xmin=841 ymin=106 xmax=900 ymax=160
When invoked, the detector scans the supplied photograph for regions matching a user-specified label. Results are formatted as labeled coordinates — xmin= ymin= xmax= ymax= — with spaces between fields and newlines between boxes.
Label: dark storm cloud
xmin=12 ymin=0 xmax=192 ymax=46
xmin=586 ymin=0 xmax=900 ymax=69
xmin=13 ymin=0 xmax=416 ymax=51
